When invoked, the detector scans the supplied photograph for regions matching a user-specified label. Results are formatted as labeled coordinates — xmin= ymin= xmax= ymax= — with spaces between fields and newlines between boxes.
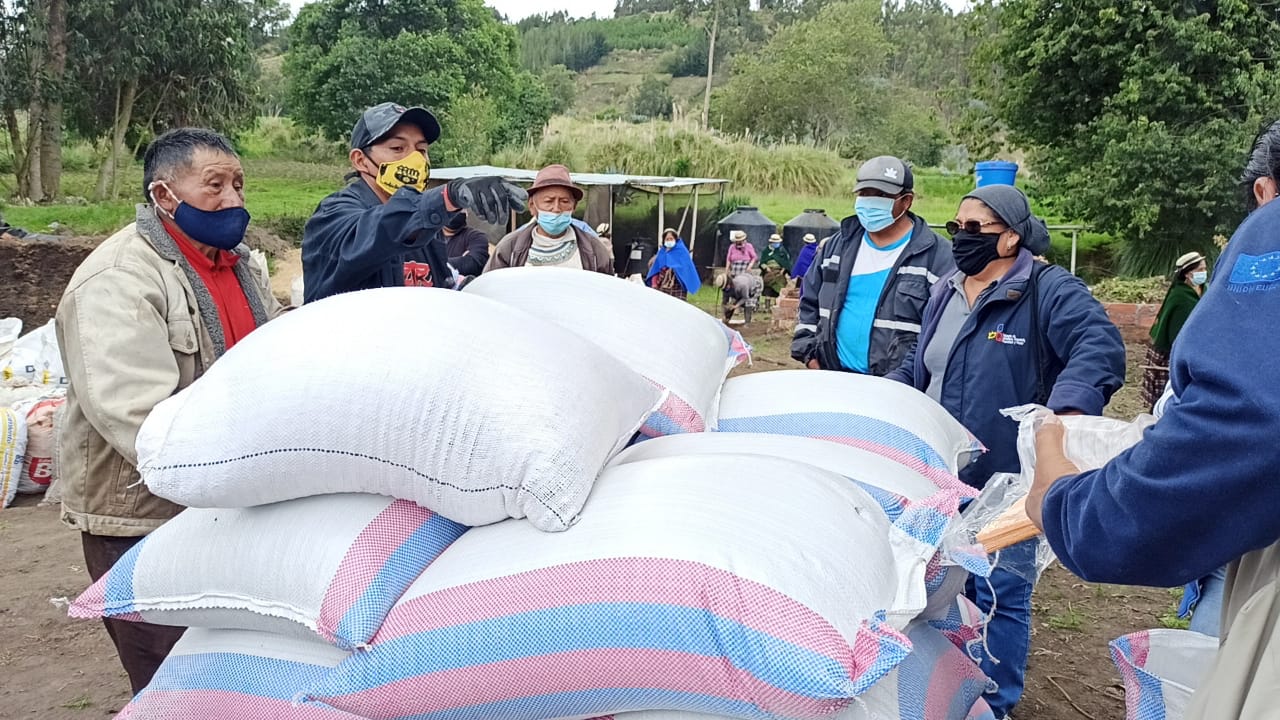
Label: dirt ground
xmin=0 ymin=306 xmax=1172 ymax=720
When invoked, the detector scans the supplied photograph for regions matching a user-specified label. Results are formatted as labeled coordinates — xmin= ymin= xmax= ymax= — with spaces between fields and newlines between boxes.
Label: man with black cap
xmin=441 ymin=211 xmax=490 ymax=286
xmin=302 ymin=102 xmax=526 ymax=302
xmin=791 ymin=155 xmax=954 ymax=375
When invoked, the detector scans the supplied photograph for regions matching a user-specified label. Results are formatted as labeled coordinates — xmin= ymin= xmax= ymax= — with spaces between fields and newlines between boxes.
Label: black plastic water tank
xmin=782 ymin=209 xmax=840 ymax=259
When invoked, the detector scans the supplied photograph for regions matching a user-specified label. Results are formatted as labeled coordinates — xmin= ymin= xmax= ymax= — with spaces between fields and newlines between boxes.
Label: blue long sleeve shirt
xmin=302 ymin=180 xmax=458 ymax=303
xmin=1042 ymin=199 xmax=1280 ymax=586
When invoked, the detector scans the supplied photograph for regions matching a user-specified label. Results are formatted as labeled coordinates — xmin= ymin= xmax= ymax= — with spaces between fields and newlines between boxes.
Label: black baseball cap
xmin=350 ymin=102 xmax=441 ymax=150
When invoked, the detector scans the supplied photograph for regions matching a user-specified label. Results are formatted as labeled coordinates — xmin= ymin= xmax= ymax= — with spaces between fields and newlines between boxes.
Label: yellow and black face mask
xmin=374 ymin=151 xmax=429 ymax=194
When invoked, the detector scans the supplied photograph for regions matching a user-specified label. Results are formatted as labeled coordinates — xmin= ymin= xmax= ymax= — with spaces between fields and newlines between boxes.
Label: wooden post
xmin=689 ymin=186 xmax=700 ymax=254
xmin=1070 ymin=228 xmax=1079 ymax=276
xmin=657 ymin=188 xmax=666 ymax=242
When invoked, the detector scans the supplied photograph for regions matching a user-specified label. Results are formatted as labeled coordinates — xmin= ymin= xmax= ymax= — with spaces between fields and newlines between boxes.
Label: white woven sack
xmin=716 ymin=370 xmax=980 ymax=481
xmin=306 ymin=454 xmax=936 ymax=720
xmin=613 ymin=432 xmax=955 ymax=501
xmin=0 ymin=319 xmax=68 ymax=388
xmin=118 ymin=628 xmax=361 ymax=719
xmin=0 ymin=406 xmax=27 ymax=508
xmin=137 ymin=288 xmax=663 ymax=531
xmin=69 ymin=493 xmax=467 ymax=648
xmin=13 ymin=397 xmax=60 ymax=494
xmin=466 ymin=267 xmax=738 ymax=435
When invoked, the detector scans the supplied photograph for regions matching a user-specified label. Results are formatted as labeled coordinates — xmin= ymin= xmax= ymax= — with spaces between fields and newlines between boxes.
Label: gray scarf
xmin=134 ymin=204 xmax=270 ymax=359
xmin=964 ymin=185 xmax=1052 ymax=255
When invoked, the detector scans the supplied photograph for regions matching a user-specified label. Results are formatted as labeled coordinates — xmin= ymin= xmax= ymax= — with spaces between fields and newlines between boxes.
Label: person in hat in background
xmin=646 ymin=227 xmax=701 ymax=300
xmin=722 ymin=230 xmax=762 ymax=323
xmin=302 ymin=102 xmax=527 ymax=302
xmin=760 ymin=232 xmax=792 ymax=299
xmin=887 ymin=184 xmax=1124 ymax=719
xmin=1141 ymin=251 xmax=1207 ymax=411
xmin=595 ymin=222 xmax=616 ymax=270
xmin=792 ymin=155 xmax=954 ymax=376
xmin=486 ymin=164 xmax=612 ymax=272
xmin=441 ymin=211 xmax=490 ymax=287
xmin=790 ymin=233 xmax=820 ymax=280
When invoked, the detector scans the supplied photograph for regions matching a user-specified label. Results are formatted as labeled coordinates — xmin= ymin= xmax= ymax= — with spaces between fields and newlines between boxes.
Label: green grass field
xmin=3 ymin=124 xmax=1115 ymax=275
xmin=4 ymin=159 xmax=347 ymax=242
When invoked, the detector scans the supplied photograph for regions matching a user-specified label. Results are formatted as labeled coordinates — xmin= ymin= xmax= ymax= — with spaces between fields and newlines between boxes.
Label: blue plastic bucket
xmin=975 ymin=160 xmax=1019 ymax=187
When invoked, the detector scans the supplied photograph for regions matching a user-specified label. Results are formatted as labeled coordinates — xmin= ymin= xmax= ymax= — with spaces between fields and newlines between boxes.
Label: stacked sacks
xmin=70 ymin=287 xmax=667 ymax=717
xmin=134 ymin=288 xmax=665 ymax=531
xmin=77 ymin=287 xmax=995 ymax=719
xmin=712 ymin=370 xmax=993 ymax=611
xmin=1 ymin=319 xmax=68 ymax=506
xmin=464 ymin=268 xmax=750 ymax=436
xmin=304 ymin=455 xmax=935 ymax=719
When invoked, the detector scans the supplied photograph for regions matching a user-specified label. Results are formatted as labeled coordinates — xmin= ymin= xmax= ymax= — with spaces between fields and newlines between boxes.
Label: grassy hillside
xmin=571 ymin=48 xmax=723 ymax=118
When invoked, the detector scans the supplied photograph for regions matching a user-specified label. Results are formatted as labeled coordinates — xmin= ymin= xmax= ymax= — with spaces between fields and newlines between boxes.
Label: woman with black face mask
xmin=886 ymin=183 xmax=1126 ymax=720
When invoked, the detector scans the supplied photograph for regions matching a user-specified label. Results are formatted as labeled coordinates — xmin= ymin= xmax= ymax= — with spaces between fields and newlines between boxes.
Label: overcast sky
xmin=285 ymin=0 xmax=972 ymax=23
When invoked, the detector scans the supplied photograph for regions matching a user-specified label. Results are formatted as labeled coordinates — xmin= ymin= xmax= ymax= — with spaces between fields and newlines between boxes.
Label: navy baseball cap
xmin=350 ymin=102 xmax=441 ymax=150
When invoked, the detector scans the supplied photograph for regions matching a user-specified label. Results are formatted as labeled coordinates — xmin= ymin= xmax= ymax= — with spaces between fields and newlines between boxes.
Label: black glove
xmin=445 ymin=177 xmax=528 ymax=225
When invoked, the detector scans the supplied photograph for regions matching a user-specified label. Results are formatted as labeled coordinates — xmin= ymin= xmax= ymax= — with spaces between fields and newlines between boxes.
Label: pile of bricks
xmin=1102 ymin=302 xmax=1159 ymax=344
xmin=771 ymin=288 xmax=801 ymax=333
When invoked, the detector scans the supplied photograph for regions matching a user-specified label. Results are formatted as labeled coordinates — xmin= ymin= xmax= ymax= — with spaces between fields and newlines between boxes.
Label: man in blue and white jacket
xmin=791 ymin=156 xmax=954 ymax=376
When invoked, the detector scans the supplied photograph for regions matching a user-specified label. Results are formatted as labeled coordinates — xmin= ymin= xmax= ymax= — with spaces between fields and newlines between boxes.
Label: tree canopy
xmin=986 ymin=0 xmax=1280 ymax=274
xmin=284 ymin=0 xmax=551 ymax=164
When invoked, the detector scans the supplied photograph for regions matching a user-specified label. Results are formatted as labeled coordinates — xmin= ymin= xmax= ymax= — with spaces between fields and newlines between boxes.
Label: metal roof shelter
xmin=429 ymin=165 xmax=730 ymax=255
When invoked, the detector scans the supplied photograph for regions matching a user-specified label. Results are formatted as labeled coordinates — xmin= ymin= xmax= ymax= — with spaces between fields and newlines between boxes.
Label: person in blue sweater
xmin=886 ymin=184 xmax=1125 ymax=719
xmin=1029 ymin=125 xmax=1280 ymax=720
xmin=302 ymin=102 xmax=527 ymax=302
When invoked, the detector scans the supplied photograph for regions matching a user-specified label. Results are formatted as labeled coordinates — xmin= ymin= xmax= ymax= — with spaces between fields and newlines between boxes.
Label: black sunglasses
xmin=945 ymin=219 xmax=1004 ymax=236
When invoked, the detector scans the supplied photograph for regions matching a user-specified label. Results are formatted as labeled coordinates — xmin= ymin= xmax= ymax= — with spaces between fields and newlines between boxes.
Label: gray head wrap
xmin=963 ymin=184 xmax=1051 ymax=254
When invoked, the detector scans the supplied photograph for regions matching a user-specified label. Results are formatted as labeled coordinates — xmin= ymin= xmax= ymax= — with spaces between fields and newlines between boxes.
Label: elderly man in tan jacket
xmin=55 ymin=127 xmax=282 ymax=693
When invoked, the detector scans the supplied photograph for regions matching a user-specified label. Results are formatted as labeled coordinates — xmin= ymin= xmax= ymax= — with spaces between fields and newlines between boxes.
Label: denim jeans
xmin=966 ymin=538 xmax=1038 ymax=719
xmin=1186 ymin=565 xmax=1229 ymax=637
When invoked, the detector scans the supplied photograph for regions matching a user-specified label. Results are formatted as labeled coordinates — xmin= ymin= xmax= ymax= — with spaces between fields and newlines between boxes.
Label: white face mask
xmin=664 ymin=239 xmax=676 ymax=249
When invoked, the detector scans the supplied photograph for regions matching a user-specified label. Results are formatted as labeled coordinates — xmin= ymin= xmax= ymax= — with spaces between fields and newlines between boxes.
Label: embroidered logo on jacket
xmin=1227 ymin=251 xmax=1280 ymax=293
xmin=987 ymin=324 xmax=1027 ymax=346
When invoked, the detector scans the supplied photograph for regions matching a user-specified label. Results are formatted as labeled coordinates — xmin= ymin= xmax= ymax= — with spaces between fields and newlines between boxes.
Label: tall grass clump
xmin=494 ymin=118 xmax=844 ymax=195
xmin=236 ymin=117 xmax=347 ymax=164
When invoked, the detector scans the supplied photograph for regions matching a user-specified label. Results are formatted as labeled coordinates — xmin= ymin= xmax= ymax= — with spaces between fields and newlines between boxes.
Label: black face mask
xmin=951 ymin=230 xmax=1004 ymax=276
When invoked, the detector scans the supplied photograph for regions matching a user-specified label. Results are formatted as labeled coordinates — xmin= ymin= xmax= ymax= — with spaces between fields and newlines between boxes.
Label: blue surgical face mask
xmin=151 ymin=182 xmax=250 ymax=251
xmin=855 ymin=195 xmax=901 ymax=233
xmin=1191 ymin=270 xmax=1208 ymax=286
xmin=536 ymin=210 xmax=573 ymax=236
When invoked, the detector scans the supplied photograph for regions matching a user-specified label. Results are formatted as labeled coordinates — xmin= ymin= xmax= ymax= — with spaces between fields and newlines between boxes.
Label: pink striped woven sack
xmin=715 ymin=370 xmax=983 ymax=486
xmin=70 ymin=494 xmax=466 ymax=649
xmin=305 ymin=454 xmax=938 ymax=720
xmin=114 ymin=628 xmax=359 ymax=719
xmin=590 ymin=621 xmax=992 ymax=720
xmin=1110 ymin=629 xmax=1218 ymax=720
